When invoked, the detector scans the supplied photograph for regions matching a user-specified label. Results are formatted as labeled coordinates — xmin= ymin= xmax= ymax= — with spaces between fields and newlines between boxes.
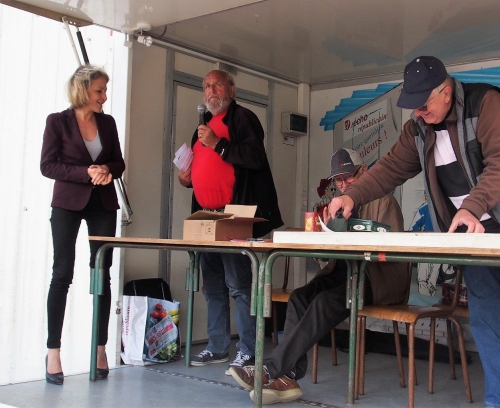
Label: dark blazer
xmin=40 ymin=109 xmax=125 ymax=211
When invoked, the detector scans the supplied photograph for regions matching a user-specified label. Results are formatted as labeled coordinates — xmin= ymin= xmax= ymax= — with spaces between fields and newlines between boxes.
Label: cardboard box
xmin=183 ymin=205 xmax=266 ymax=241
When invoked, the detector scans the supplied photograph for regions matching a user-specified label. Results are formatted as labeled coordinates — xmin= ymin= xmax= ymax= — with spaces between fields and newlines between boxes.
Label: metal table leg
xmin=184 ymin=251 xmax=198 ymax=367
xmin=346 ymin=259 xmax=367 ymax=405
xmin=346 ymin=260 xmax=358 ymax=404
xmin=90 ymin=244 xmax=108 ymax=381
xmin=252 ymin=252 xmax=269 ymax=408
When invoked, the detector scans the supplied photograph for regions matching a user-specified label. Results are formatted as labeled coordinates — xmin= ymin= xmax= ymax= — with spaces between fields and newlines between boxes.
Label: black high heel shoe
xmin=96 ymin=351 xmax=109 ymax=380
xmin=45 ymin=356 xmax=64 ymax=385
xmin=96 ymin=368 xmax=109 ymax=380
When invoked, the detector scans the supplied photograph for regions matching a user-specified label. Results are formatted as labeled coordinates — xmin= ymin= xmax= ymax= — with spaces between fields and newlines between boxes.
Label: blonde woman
xmin=41 ymin=65 xmax=125 ymax=384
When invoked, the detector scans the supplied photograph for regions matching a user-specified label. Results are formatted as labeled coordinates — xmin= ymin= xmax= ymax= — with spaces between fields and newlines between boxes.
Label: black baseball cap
xmin=328 ymin=148 xmax=363 ymax=179
xmin=397 ymin=56 xmax=448 ymax=109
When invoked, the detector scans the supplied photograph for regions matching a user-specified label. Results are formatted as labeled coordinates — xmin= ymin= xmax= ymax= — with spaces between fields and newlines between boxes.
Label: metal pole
xmin=184 ymin=251 xmax=196 ymax=367
xmin=253 ymin=252 xmax=269 ymax=408
xmin=347 ymin=260 xmax=359 ymax=405
xmin=89 ymin=243 xmax=109 ymax=381
xmin=75 ymin=27 xmax=89 ymax=64
xmin=242 ymin=249 xmax=260 ymax=317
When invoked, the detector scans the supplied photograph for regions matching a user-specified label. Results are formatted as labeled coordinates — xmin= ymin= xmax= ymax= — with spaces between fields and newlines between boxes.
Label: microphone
xmin=197 ymin=104 xmax=206 ymax=125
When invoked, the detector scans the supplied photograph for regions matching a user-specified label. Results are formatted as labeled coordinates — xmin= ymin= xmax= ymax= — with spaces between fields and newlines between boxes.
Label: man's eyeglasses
xmin=333 ymin=166 xmax=361 ymax=185
xmin=416 ymin=86 xmax=446 ymax=112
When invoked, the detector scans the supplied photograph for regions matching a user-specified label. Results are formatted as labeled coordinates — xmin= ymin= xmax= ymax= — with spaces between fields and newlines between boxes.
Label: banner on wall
xmin=333 ymin=84 xmax=403 ymax=201
xmin=336 ymin=86 xmax=401 ymax=168
xmin=342 ymin=100 xmax=388 ymax=141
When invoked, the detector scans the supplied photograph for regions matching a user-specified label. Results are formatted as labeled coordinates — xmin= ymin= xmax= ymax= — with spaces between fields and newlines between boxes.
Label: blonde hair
xmin=67 ymin=65 xmax=109 ymax=109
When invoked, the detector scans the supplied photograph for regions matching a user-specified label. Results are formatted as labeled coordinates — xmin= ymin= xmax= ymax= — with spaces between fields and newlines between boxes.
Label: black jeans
xmin=264 ymin=260 xmax=373 ymax=380
xmin=47 ymin=189 xmax=116 ymax=349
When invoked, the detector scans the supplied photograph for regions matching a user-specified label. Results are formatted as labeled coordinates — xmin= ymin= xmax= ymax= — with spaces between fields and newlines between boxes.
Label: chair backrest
xmin=399 ymin=264 xmax=462 ymax=308
xmin=449 ymin=266 xmax=463 ymax=309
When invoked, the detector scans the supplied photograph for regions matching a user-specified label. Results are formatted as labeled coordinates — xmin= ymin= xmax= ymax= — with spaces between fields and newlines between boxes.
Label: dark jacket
xmin=190 ymin=100 xmax=283 ymax=237
xmin=319 ymin=193 xmax=409 ymax=305
xmin=358 ymin=194 xmax=410 ymax=305
xmin=40 ymin=109 xmax=125 ymax=211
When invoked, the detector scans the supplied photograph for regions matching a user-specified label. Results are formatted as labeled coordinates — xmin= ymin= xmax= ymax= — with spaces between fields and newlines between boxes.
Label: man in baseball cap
xmin=229 ymin=144 xmax=409 ymax=405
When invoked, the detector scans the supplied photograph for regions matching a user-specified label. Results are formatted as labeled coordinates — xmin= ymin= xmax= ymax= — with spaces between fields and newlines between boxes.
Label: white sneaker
xmin=224 ymin=350 xmax=255 ymax=375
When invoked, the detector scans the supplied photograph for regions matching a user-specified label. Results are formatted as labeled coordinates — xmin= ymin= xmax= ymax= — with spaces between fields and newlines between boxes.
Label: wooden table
xmin=89 ymin=233 xmax=500 ymax=407
xmin=88 ymin=237 xmax=261 ymax=372
xmin=252 ymin=231 xmax=500 ymax=405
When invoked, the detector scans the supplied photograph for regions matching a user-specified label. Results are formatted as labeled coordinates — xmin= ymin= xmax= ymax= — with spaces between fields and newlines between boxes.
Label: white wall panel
xmin=169 ymin=84 xmax=207 ymax=342
xmin=269 ymin=83 xmax=299 ymax=287
xmin=0 ymin=4 xmax=128 ymax=384
xmin=122 ymin=43 xmax=167 ymax=282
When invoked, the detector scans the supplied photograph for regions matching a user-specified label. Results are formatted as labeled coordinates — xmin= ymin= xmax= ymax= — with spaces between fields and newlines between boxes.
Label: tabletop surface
xmin=270 ymin=231 xmax=500 ymax=256
xmin=88 ymin=236 xmax=260 ymax=248
xmin=89 ymin=232 xmax=500 ymax=257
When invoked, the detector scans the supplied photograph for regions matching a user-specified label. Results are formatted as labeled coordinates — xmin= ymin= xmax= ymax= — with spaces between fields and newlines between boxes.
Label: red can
xmin=304 ymin=212 xmax=319 ymax=232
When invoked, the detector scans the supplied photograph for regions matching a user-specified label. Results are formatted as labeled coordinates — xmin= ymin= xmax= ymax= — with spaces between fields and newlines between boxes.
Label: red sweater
xmin=191 ymin=113 xmax=235 ymax=209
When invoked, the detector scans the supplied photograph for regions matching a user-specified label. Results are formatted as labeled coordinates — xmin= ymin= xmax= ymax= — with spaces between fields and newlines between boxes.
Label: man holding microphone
xmin=178 ymin=70 xmax=283 ymax=374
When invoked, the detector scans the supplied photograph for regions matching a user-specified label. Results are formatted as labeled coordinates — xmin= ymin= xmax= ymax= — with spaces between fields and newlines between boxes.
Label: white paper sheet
xmin=173 ymin=143 xmax=193 ymax=172
xmin=318 ymin=215 xmax=333 ymax=232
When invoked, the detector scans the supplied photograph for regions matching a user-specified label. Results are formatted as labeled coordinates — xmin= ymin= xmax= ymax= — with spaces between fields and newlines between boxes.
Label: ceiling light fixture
xmin=137 ymin=35 xmax=153 ymax=47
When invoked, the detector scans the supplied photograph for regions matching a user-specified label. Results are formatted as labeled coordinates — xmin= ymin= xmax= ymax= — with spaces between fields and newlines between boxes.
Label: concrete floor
xmin=0 ymin=337 xmax=485 ymax=408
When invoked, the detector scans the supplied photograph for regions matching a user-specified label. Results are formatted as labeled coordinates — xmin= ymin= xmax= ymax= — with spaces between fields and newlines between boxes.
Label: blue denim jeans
xmin=200 ymin=252 xmax=255 ymax=356
xmin=463 ymin=264 xmax=500 ymax=408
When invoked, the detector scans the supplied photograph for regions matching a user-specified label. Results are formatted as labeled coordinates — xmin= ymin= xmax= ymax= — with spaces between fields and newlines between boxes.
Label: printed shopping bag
xmin=121 ymin=295 xmax=182 ymax=365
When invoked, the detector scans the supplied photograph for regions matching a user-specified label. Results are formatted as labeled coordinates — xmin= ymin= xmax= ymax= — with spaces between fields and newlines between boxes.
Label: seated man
xmin=229 ymin=148 xmax=410 ymax=405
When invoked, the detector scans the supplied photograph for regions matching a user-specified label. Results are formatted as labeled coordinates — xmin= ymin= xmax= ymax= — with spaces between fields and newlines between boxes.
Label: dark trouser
xmin=264 ymin=260 xmax=372 ymax=381
xmin=47 ymin=189 xmax=116 ymax=349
